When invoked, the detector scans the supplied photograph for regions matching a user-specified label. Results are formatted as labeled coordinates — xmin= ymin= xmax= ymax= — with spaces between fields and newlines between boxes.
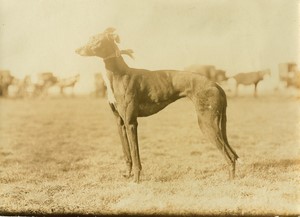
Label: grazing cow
xmin=34 ymin=72 xmax=58 ymax=97
xmin=76 ymin=28 xmax=239 ymax=183
xmin=278 ymin=62 xmax=299 ymax=88
xmin=0 ymin=70 xmax=14 ymax=97
xmin=57 ymin=74 xmax=80 ymax=96
xmin=233 ymin=69 xmax=271 ymax=97
xmin=185 ymin=64 xmax=228 ymax=83
xmin=94 ymin=73 xmax=107 ymax=97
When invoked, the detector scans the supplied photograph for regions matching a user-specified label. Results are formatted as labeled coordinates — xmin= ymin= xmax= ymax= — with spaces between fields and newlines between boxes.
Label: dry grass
xmin=0 ymin=96 xmax=299 ymax=215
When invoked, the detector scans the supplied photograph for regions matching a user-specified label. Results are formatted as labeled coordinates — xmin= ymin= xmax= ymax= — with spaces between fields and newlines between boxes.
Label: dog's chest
xmin=101 ymin=70 xmax=116 ymax=104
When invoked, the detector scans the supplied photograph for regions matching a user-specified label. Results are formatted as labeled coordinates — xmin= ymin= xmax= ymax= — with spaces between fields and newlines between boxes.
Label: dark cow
xmin=0 ymin=70 xmax=14 ymax=97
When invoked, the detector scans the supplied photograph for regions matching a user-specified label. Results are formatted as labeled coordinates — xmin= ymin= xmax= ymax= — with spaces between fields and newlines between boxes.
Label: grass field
xmin=0 ymin=95 xmax=299 ymax=215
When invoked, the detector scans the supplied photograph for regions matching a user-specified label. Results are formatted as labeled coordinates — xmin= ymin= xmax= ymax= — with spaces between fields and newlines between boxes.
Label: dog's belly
xmin=137 ymin=100 xmax=176 ymax=117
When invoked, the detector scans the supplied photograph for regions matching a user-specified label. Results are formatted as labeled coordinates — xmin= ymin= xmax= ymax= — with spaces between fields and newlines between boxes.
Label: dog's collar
xmin=103 ymin=50 xmax=121 ymax=61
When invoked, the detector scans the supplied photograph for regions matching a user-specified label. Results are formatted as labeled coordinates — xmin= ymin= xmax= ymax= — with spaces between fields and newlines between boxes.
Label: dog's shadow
xmin=251 ymin=159 xmax=300 ymax=169
xmin=243 ymin=159 xmax=300 ymax=180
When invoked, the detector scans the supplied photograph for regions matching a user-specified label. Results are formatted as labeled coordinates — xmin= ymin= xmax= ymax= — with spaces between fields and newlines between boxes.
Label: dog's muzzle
xmin=75 ymin=46 xmax=91 ymax=56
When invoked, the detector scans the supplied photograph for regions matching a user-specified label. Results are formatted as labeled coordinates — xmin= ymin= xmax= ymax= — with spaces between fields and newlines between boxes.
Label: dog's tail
xmin=221 ymin=103 xmax=239 ymax=160
xmin=216 ymin=84 xmax=239 ymax=160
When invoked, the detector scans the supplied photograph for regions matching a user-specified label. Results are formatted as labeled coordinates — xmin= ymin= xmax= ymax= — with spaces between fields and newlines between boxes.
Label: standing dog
xmin=76 ymin=28 xmax=239 ymax=183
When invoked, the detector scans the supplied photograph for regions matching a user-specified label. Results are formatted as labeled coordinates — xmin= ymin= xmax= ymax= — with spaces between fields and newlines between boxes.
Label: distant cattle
xmin=286 ymin=71 xmax=300 ymax=89
xmin=94 ymin=73 xmax=106 ymax=97
xmin=233 ymin=69 xmax=271 ymax=97
xmin=11 ymin=75 xmax=32 ymax=98
xmin=34 ymin=72 xmax=58 ymax=97
xmin=215 ymin=69 xmax=227 ymax=83
xmin=57 ymin=74 xmax=80 ymax=96
xmin=185 ymin=65 xmax=228 ymax=83
xmin=0 ymin=70 xmax=14 ymax=97
xmin=278 ymin=62 xmax=299 ymax=88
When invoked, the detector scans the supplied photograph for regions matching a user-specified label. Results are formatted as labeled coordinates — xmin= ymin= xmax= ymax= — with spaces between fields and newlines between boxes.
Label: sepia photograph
xmin=0 ymin=0 xmax=299 ymax=216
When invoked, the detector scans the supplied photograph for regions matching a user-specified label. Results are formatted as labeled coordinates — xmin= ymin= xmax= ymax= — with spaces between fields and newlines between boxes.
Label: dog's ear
xmin=104 ymin=27 xmax=120 ymax=43
xmin=104 ymin=27 xmax=116 ymax=33
xmin=114 ymin=34 xmax=120 ymax=43
xmin=120 ymin=49 xmax=134 ymax=59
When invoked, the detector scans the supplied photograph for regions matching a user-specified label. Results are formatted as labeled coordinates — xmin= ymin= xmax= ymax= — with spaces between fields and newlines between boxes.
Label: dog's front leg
xmin=125 ymin=119 xmax=142 ymax=183
xmin=109 ymin=104 xmax=132 ymax=178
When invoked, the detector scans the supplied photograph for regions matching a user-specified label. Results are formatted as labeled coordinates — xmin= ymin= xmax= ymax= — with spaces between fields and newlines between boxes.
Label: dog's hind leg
xmin=197 ymin=112 xmax=237 ymax=179
xmin=109 ymin=103 xmax=132 ymax=178
xmin=193 ymin=87 xmax=238 ymax=179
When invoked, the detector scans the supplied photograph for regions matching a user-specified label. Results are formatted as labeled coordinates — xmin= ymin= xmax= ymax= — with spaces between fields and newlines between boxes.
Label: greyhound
xmin=76 ymin=28 xmax=239 ymax=183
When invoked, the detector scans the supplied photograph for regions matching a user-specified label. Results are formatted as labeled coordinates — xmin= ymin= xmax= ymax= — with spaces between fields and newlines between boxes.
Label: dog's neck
xmin=103 ymin=56 xmax=129 ymax=75
xmin=101 ymin=56 xmax=130 ymax=104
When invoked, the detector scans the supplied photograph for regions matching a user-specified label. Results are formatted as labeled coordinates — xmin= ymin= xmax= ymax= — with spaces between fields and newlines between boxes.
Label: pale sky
xmin=0 ymin=0 xmax=299 ymax=92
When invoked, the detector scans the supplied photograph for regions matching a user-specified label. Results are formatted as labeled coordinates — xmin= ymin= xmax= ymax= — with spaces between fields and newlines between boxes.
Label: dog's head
xmin=76 ymin=27 xmax=120 ymax=58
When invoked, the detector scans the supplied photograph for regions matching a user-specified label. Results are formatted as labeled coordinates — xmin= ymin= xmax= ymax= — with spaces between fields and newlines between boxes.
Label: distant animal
xmin=0 ymin=70 xmax=14 ymax=97
xmin=76 ymin=27 xmax=239 ymax=183
xmin=34 ymin=72 xmax=58 ymax=97
xmin=233 ymin=69 xmax=271 ymax=97
xmin=286 ymin=71 xmax=300 ymax=89
xmin=94 ymin=73 xmax=107 ymax=97
xmin=185 ymin=65 xmax=228 ymax=83
xmin=57 ymin=74 xmax=80 ymax=96
xmin=278 ymin=62 xmax=299 ymax=88
xmin=11 ymin=75 xmax=32 ymax=98
xmin=215 ymin=69 xmax=227 ymax=83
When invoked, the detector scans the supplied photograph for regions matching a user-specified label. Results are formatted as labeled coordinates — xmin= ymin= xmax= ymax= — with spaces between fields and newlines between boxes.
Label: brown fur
xmin=76 ymin=28 xmax=238 ymax=183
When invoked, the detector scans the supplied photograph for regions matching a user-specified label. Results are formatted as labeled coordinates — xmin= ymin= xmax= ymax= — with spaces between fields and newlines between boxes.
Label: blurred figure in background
xmin=278 ymin=62 xmax=299 ymax=89
xmin=94 ymin=73 xmax=106 ymax=98
xmin=11 ymin=75 xmax=32 ymax=98
xmin=33 ymin=72 xmax=58 ymax=98
xmin=232 ymin=69 xmax=271 ymax=97
xmin=57 ymin=74 xmax=80 ymax=96
xmin=184 ymin=64 xmax=228 ymax=84
xmin=0 ymin=70 xmax=14 ymax=97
